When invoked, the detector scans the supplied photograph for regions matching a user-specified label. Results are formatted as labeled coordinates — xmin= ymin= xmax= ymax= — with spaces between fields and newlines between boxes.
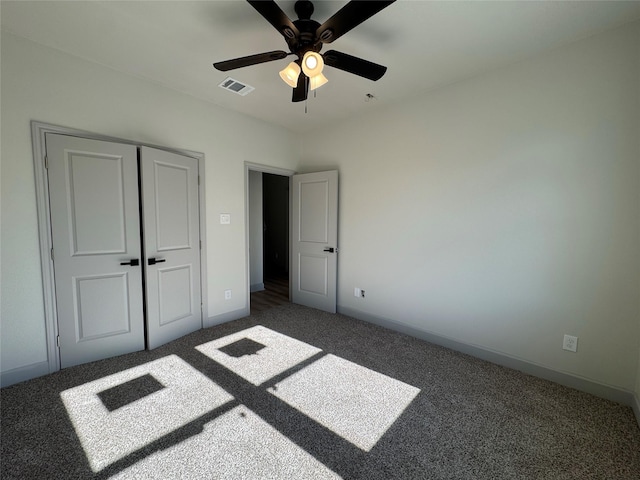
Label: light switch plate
xmin=220 ymin=214 xmax=231 ymax=225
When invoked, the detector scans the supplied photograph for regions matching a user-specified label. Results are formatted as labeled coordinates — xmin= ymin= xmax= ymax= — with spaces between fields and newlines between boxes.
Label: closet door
xmin=141 ymin=147 xmax=202 ymax=349
xmin=47 ymin=134 xmax=145 ymax=368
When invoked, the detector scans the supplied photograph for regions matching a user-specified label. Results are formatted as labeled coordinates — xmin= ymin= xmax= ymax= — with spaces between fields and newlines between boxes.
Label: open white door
xmin=140 ymin=147 xmax=202 ymax=349
xmin=291 ymin=170 xmax=338 ymax=313
xmin=47 ymin=134 xmax=145 ymax=368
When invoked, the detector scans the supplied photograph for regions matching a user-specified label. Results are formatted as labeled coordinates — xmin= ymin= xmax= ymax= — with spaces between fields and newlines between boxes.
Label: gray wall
xmin=0 ymin=32 xmax=298 ymax=381
xmin=299 ymin=21 xmax=640 ymax=394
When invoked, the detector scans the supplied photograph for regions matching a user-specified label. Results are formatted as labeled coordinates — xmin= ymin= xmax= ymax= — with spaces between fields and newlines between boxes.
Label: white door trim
xmin=244 ymin=162 xmax=295 ymax=313
xmin=31 ymin=120 xmax=208 ymax=374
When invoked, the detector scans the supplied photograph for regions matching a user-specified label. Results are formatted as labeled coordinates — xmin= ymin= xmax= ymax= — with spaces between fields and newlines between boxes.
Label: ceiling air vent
xmin=218 ymin=77 xmax=254 ymax=96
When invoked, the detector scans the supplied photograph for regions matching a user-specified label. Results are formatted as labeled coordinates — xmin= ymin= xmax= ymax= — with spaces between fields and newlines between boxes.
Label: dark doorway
xmin=249 ymin=171 xmax=290 ymax=315
xmin=262 ymin=173 xmax=289 ymax=280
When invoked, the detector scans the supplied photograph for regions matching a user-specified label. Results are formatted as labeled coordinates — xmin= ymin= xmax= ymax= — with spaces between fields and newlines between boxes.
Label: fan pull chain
xmin=304 ymin=90 xmax=318 ymax=114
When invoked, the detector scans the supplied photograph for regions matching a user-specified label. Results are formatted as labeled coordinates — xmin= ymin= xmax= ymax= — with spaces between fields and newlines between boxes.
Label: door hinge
xmin=50 ymin=247 xmax=54 ymax=261
xmin=56 ymin=335 xmax=60 ymax=347
xmin=44 ymin=155 xmax=49 ymax=169
xmin=198 ymin=175 xmax=200 ymax=186
xmin=200 ymin=240 xmax=202 ymax=250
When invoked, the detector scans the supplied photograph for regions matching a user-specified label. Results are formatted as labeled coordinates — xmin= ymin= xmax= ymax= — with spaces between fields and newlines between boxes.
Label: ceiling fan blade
xmin=315 ymin=0 xmax=395 ymax=44
xmin=213 ymin=51 xmax=289 ymax=71
xmin=247 ymin=0 xmax=300 ymax=40
xmin=292 ymin=73 xmax=308 ymax=102
xmin=323 ymin=50 xmax=387 ymax=81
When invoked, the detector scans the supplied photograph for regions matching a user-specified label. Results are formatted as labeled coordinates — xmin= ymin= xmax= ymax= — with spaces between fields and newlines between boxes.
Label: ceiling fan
xmin=213 ymin=0 xmax=395 ymax=102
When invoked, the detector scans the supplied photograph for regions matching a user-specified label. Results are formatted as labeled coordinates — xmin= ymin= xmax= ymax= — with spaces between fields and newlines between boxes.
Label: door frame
xmin=244 ymin=162 xmax=295 ymax=312
xmin=31 ymin=121 xmax=208 ymax=374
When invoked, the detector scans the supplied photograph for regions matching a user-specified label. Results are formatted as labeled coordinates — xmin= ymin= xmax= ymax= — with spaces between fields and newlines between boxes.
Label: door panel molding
xmin=153 ymin=160 xmax=193 ymax=251
xmin=298 ymin=253 xmax=329 ymax=296
xmin=66 ymin=151 xmax=128 ymax=255
xmin=158 ymin=264 xmax=194 ymax=326
xmin=30 ymin=121 xmax=207 ymax=378
xmin=74 ymin=272 xmax=132 ymax=341
xmin=298 ymin=180 xmax=330 ymax=243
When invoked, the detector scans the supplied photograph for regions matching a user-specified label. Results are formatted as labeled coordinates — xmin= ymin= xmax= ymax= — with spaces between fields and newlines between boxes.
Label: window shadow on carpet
xmin=97 ymin=374 xmax=165 ymax=412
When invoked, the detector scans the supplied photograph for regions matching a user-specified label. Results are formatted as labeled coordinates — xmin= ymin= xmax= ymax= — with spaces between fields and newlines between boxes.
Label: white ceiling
xmin=2 ymin=1 xmax=640 ymax=133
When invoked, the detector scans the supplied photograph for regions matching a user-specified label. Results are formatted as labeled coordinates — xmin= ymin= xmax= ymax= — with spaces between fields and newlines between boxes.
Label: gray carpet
xmin=1 ymin=303 xmax=639 ymax=479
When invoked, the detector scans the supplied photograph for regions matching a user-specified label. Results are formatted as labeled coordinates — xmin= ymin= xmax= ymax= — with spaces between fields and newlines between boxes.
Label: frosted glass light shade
xmin=309 ymin=73 xmax=328 ymax=91
xmin=302 ymin=52 xmax=324 ymax=78
xmin=279 ymin=62 xmax=301 ymax=88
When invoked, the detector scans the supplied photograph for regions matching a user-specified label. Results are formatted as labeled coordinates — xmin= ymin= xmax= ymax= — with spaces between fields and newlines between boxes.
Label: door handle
xmin=148 ymin=257 xmax=166 ymax=265
xmin=323 ymin=247 xmax=335 ymax=253
xmin=120 ymin=259 xmax=140 ymax=266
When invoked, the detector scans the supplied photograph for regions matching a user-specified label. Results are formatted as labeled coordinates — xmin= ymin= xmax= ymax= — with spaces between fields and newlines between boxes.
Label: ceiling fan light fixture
xmin=214 ymin=0 xmax=394 ymax=104
xmin=302 ymin=51 xmax=324 ymax=77
xmin=279 ymin=62 xmax=301 ymax=88
xmin=309 ymin=72 xmax=328 ymax=91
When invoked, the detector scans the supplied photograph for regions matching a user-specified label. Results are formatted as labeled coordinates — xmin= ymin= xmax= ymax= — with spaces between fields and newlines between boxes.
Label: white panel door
xmin=47 ymin=134 xmax=145 ymax=368
xmin=141 ymin=147 xmax=202 ymax=349
xmin=291 ymin=171 xmax=338 ymax=313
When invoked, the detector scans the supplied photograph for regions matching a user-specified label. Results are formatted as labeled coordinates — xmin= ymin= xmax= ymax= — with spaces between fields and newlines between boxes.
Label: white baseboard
xmin=338 ymin=305 xmax=636 ymax=409
xmin=1 ymin=361 xmax=50 ymax=388
xmin=250 ymin=283 xmax=265 ymax=293
xmin=205 ymin=307 xmax=249 ymax=328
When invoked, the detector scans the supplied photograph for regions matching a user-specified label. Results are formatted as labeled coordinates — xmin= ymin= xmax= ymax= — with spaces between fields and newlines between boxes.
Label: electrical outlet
xmin=354 ymin=288 xmax=365 ymax=298
xmin=224 ymin=289 xmax=232 ymax=300
xmin=563 ymin=334 xmax=578 ymax=352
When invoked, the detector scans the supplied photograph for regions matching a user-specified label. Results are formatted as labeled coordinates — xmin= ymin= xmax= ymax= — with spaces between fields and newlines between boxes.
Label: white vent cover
xmin=218 ymin=77 xmax=255 ymax=96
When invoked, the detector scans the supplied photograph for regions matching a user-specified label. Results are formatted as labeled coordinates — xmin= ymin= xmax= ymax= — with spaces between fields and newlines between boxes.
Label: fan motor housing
xmin=289 ymin=19 xmax=323 ymax=56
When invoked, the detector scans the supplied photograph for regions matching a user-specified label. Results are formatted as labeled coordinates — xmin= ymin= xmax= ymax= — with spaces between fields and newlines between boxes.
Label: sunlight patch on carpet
xmin=196 ymin=325 xmax=321 ymax=385
xmin=268 ymin=354 xmax=421 ymax=451
xmin=61 ymin=355 xmax=234 ymax=472
xmin=109 ymin=405 xmax=341 ymax=479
